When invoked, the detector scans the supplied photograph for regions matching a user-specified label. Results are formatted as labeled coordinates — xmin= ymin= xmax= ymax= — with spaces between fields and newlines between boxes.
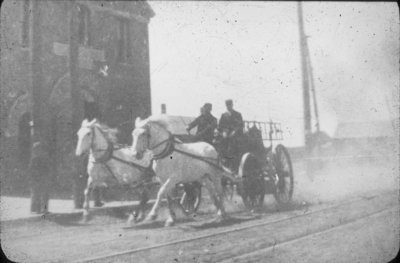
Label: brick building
xmin=0 ymin=0 xmax=154 ymax=194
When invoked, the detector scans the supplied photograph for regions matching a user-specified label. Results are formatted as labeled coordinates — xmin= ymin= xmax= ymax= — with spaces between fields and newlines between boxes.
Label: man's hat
xmin=203 ymin=103 xmax=212 ymax=111
xmin=225 ymin=99 xmax=233 ymax=106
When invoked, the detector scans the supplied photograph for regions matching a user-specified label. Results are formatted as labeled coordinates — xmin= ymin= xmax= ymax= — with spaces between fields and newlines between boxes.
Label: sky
xmin=147 ymin=1 xmax=399 ymax=146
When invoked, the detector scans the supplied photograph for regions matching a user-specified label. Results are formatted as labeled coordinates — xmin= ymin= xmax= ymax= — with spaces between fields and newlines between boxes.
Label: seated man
xmin=218 ymin=99 xmax=244 ymax=172
xmin=186 ymin=103 xmax=218 ymax=145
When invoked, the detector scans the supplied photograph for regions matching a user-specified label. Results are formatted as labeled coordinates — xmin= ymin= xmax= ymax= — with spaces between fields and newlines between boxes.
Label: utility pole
xmin=306 ymin=53 xmax=320 ymax=135
xmin=297 ymin=2 xmax=312 ymax=154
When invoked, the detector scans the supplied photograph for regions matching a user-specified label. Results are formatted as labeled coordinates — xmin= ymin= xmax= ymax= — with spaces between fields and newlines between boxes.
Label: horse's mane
xmin=137 ymin=115 xmax=170 ymax=131
xmin=94 ymin=122 xmax=119 ymax=144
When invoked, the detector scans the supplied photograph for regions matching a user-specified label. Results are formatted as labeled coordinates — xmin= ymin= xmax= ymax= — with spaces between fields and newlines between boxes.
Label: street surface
xmin=1 ymin=189 xmax=398 ymax=263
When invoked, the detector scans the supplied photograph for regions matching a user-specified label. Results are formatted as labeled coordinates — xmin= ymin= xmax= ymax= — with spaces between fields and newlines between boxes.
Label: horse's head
xmin=131 ymin=116 xmax=171 ymax=160
xmin=131 ymin=117 xmax=150 ymax=160
xmin=75 ymin=119 xmax=96 ymax=156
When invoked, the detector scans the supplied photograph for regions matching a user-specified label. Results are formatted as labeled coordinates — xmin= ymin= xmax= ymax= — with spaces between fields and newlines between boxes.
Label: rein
xmin=140 ymin=122 xmax=228 ymax=174
xmin=143 ymin=123 xmax=175 ymax=160
xmin=90 ymin=126 xmax=114 ymax=163
xmin=148 ymin=128 xmax=223 ymax=171
xmin=89 ymin=125 xmax=152 ymax=182
xmin=173 ymin=147 xmax=224 ymax=172
xmin=151 ymin=134 xmax=175 ymax=160
xmin=110 ymin=155 xmax=152 ymax=173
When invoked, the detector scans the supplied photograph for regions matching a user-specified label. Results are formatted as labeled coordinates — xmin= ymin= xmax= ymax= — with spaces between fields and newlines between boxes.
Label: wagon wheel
xmin=238 ymin=153 xmax=265 ymax=211
xmin=273 ymin=144 xmax=294 ymax=205
xmin=175 ymin=182 xmax=202 ymax=215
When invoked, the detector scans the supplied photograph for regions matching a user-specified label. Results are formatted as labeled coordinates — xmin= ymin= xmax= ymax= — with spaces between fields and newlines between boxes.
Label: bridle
xmin=138 ymin=123 xmax=222 ymax=171
xmin=86 ymin=124 xmax=151 ymax=177
xmin=89 ymin=125 xmax=114 ymax=163
xmin=139 ymin=124 xmax=175 ymax=160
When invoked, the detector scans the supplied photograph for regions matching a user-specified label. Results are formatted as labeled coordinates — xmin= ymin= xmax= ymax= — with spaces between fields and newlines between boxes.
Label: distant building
xmin=0 ymin=0 xmax=154 ymax=193
xmin=332 ymin=120 xmax=397 ymax=156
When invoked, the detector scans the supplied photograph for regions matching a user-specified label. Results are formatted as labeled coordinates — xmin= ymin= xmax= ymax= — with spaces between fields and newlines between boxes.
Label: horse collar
xmin=92 ymin=126 xmax=114 ymax=163
xmin=152 ymin=134 xmax=175 ymax=160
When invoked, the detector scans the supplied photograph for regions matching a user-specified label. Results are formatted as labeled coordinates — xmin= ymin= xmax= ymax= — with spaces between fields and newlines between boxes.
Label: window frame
xmin=116 ymin=17 xmax=132 ymax=64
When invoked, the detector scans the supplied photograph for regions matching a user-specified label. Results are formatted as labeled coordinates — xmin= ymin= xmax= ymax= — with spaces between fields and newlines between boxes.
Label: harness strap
xmin=152 ymin=135 xmax=175 ymax=160
xmin=152 ymin=135 xmax=224 ymax=172
xmin=110 ymin=155 xmax=152 ymax=173
xmin=173 ymin=148 xmax=224 ymax=172
xmin=101 ymin=162 xmax=120 ymax=183
xmin=89 ymin=124 xmax=154 ymax=188
xmin=91 ymin=126 xmax=114 ymax=163
xmin=93 ymin=142 xmax=114 ymax=163
xmin=94 ymin=158 xmax=154 ymax=190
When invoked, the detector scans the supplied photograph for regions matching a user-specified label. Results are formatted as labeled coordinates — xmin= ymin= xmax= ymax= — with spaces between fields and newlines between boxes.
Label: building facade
xmin=0 ymin=0 xmax=154 ymax=193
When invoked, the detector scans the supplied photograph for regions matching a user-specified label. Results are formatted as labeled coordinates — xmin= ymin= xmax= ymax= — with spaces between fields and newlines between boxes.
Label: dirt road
xmin=1 ymin=189 xmax=398 ymax=263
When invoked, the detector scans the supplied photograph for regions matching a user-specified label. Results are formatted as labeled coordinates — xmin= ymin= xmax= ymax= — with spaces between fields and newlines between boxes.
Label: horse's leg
xmin=202 ymin=175 xmax=223 ymax=218
xmin=135 ymin=186 xmax=150 ymax=223
xmin=203 ymin=173 xmax=227 ymax=220
xmin=82 ymin=177 xmax=93 ymax=223
xmin=213 ymin=174 xmax=227 ymax=218
xmin=165 ymin=195 xmax=177 ymax=227
xmin=146 ymin=178 xmax=171 ymax=221
xmin=137 ymin=186 xmax=149 ymax=222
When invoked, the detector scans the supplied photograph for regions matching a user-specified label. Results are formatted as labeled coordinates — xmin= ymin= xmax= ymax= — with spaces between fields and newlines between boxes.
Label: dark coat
xmin=218 ymin=110 xmax=244 ymax=136
xmin=30 ymin=143 xmax=50 ymax=179
xmin=188 ymin=113 xmax=218 ymax=144
xmin=83 ymin=100 xmax=102 ymax=121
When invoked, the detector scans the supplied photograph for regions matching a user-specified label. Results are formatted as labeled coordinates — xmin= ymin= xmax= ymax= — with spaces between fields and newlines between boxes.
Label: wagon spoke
xmin=273 ymin=145 xmax=294 ymax=205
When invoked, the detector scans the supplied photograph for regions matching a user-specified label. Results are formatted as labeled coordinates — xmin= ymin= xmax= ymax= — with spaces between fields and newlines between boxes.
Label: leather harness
xmin=89 ymin=125 xmax=153 ymax=189
xmin=143 ymin=126 xmax=225 ymax=172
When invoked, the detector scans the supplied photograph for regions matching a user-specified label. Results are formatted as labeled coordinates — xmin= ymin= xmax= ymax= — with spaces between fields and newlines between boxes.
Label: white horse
xmin=75 ymin=119 xmax=153 ymax=224
xmin=131 ymin=115 xmax=231 ymax=226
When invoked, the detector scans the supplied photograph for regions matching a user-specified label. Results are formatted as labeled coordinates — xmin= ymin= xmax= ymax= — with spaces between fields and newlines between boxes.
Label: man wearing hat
xmin=218 ymin=99 xmax=244 ymax=138
xmin=186 ymin=103 xmax=217 ymax=145
xmin=218 ymin=99 xmax=244 ymax=171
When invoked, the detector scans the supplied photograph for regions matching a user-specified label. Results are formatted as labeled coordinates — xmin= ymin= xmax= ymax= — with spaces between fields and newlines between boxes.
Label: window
xmin=21 ymin=0 xmax=30 ymax=47
xmin=77 ymin=5 xmax=91 ymax=46
xmin=117 ymin=18 xmax=132 ymax=63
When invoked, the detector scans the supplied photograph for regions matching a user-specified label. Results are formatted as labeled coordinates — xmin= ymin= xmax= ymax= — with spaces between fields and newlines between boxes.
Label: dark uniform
xmin=84 ymin=100 xmax=102 ymax=122
xmin=187 ymin=111 xmax=217 ymax=145
xmin=218 ymin=101 xmax=244 ymax=172
xmin=186 ymin=104 xmax=216 ymax=202
xmin=30 ymin=142 xmax=51 ymax=213
xmin=218 ymin=110 xmax=244 ymax=137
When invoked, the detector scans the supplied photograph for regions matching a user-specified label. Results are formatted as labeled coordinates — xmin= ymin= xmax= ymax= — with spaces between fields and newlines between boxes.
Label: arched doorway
xmin=48 ymin=71 xmax=104 ymax=194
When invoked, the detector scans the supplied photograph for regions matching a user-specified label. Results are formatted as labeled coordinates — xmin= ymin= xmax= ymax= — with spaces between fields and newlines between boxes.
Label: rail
xmin=72 ymin=192 xmax=396 ymax=263
xmin=244 ymin=120 xmax=283 ymax=141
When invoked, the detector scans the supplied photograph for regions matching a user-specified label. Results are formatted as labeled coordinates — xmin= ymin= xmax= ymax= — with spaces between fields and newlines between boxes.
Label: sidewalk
xmin=0 ymin=196 xmax=141 ymax=223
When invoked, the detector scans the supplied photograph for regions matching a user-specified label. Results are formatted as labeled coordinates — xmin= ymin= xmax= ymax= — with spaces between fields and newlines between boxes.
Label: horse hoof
xmin=147 ymin=214 xmax=157 ymax=221
xmin=81 ymin=215 xmax=90 ymax=223
xmin=164 ymin=220 xmax=175 ymax=227
xmin=127 ymin=214 xmax=136 ymax=225
xmin=134 ymin=216 xmax=145 ymax=224
xmin=214 ymin=215 xmax=227 ymax=224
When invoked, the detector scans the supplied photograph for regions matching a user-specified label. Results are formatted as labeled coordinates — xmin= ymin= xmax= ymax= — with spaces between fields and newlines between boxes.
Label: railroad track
xmin=72 ymin=191 xmax=398 ymax=263
xmin=218 ymin=206 xmax=397 ymax=263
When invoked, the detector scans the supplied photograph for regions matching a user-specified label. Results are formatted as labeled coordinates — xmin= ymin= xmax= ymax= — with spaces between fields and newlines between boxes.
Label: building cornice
xmin=82 ymin=1 xmax=154 ymax=24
